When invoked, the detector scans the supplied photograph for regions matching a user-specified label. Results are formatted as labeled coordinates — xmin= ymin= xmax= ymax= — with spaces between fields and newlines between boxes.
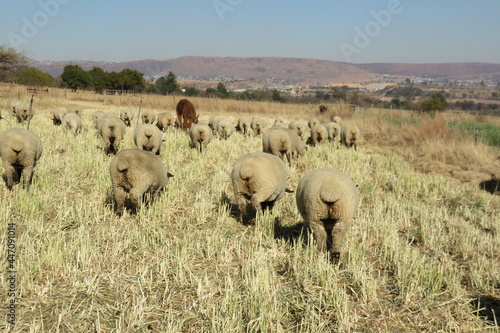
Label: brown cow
xmin=176 ymin=99 xmax=199 ymax=131
xmin=319 ymin=104 xmax=329 ymax=114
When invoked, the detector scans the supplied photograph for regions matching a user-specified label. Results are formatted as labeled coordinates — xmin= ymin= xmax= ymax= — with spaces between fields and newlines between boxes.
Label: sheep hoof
xmin=330 ymin=252 xmax=341 ymax=264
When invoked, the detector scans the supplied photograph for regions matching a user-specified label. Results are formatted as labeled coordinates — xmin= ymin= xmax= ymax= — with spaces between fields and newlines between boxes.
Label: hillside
xmin=356 ymin=62 xmax=500 ymax=81
xmin=30 ymin=57 xmax=375 ymax=86
xmin=30 ymin=57 xmax=500 ymax=86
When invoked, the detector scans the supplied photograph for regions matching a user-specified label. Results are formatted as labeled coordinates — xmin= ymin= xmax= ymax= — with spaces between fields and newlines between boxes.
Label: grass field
xmin=0 ymin=84 xmax=499 ymax=332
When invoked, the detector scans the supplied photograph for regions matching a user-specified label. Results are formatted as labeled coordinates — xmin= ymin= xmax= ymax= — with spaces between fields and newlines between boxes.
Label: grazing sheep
xmin=119 ymin=108 xmax=135 ymax=127
xmin=250 ymin=116 xmax=265 ymax=135
xmin=308 ymin=117 xmax=320 ymax=129
xmin=217 ymin=119 xmax=235 ymax=140
xmin=189 ymin=123 xmax=213 ymax=152
xmin=273 ymin=117 xmax=286 ymax=128
xmin=156 ymin=112 xmax=176 ymax=131
xmin=308 ymin=124 xmax=329 ymax=146
xmin=236 ymin=116 xmax=251 ymax=136
xmin=0 ymin=128 xmax=43 ymax=190
xmin=9 ymin=101 xmax=19 ymax=115
xmin=333 ymin=116 xmax=342 ymax=125
xmin=66 ymin=104 xmax=82 ymax=116
xmin=288 ymin=120 xmax=308 ymax=141
xmin=295 ymin=169 xmax=360 ymax=263
xmin=176 ymin=99 xmax=198 ymax=131
xmin=63 ymin=112 xmax=83 ymax=136
xmin=231 ymin=152 xmax=289 ymax=224
xmin=52 ymin=107 xmax=68 ymax=126
xmin=14 ymin=102 xmax=34 ymax=123
xmin=141 ymin=109 xmax=157 ymax=124
xmin=92 ymin=110 xmax=105 ymax=128
xmin=325 ymin=122 xmax=341 ymax=142
xmin=110 ymin=149 xmax=173 ymax=215
xmin=209 ymin=115 xmax=223 ymax=133
xmin=262 ymin=128 xmax=293 ymax=164
xmin=264 ymin=127 xmax=306 ymax=161
xmin=340 ymin=125 xmax=360 ymax=150
xmin=98 ymin=116 xmax=126 ymax=155
xmin=134 ymin=124 xmax=163 ymax=155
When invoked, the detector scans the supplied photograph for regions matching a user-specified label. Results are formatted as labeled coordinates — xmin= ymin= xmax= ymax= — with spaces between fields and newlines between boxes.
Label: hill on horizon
xmin=29 ymin=56 xmax=500 ymax=86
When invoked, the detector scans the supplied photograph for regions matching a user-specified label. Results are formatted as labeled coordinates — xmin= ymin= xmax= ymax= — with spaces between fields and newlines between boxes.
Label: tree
xmin=184 ymin=86 xmax=200 ymax=97
xmin=204 ymin=87 xmax=217 ymax=98
xmin=88 ymin=67 xmax=108 ymax=93
xmin=272 ymin=89 xmax=286 ymax=103
xmin=61 ymin=65 xmax=90 ymax=92
xmin=420 ymin=92 xmax=448 ymax=113
xmin=155 ymin=71 xmax=180 ymax=95
xmin=0 ymin=45 xmax=29 ymax=81
xmin=216 ymin=82 xmax=229 ymax=98
xmin=119 ymin=68 xmax=146 ymax=91
xmin=16 ymin=66 xmax=53 ymax=86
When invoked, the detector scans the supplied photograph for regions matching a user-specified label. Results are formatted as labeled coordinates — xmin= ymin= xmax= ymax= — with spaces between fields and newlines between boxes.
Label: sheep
xmin=273 ymin=117 xmax=286 ymax=128
xmin=308 ymin=117 xmax=320 ymax=129
xmin=0 ymin=128 xmax=43 ymax=190
xmin=288 ymin=120 xmax=308 ymax=142
xmin=250 ymin=116 xmax=265 ymax=135
xmin=141 ymin=109 xmax=157 ymax=124
xmin=217 ymin=119 xmax=235 ymax=140
xmin=308 ymin=124 xmax=329 ymax=146
xmin=119 ymin=108 xmax=135 ymax=127
xmin=134 ymin=124 xmax=163 ymax=155
xmin=264 ymin=127 xmax=306 ymax=161
xmin=325 ymin=122 xmax=341 ymax=142
xmin=66 ymin=104 xmax=82 ymax=116
xmin=262 ymin=128 xmax=293 ymax=164
xmin=231 ymin=152 xmax=290 ymax=224
xmin=208 ymin=115 xmax=223 ymax=133
xmin=52 ymin=107 xmax=68 ymax=126
xmin=295 ymin=169 xmax=360 ymax=263
xmin=62 ymin=112 xmax=83 ymax=136
xmin=189 ymin=123 xmax=213 ymax=152
xmin=92 ymin=110 xmax=105 ymax=128
xmin=109 ymin=149 xmax=173 ymax=215
xmin=9 ymin=101 xmax=19 ymax=116
xmin=156 ymin=112 xmax=176 ymax=131
xmin=236 ymin=116 xmax=251 ymax=136
xmin=14 ymin=102 xmax=34 ymax=123
xmin=98 ymin=116 xmax=126 ymax=155
xmin=333 ymin=116 xmax=342 ymax=125
xmin=340 ymin=124 xmax=360 ymax=150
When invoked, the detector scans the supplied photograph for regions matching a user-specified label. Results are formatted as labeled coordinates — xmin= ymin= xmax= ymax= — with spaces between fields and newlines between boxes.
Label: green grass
xmin=0 ymin=101 xmax=499 ymax=332
xmin=450 ymin=120 xmax=500 ymax=147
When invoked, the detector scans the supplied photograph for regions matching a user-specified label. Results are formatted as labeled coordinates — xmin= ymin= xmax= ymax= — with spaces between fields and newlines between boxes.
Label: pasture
xmin=0 ymin=84 xmax=499 ymax=332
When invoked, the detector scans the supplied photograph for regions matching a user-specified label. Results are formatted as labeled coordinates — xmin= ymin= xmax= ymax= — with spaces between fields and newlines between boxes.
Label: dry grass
xmin=0 ymin=84 xmax=499 ymax=332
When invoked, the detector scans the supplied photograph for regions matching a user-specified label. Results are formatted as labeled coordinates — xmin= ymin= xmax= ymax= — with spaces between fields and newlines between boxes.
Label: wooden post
xmin=135 ymin=97 xmax=143 ymax=127
xmin=26 ymin=94 xmax=34 ymax=130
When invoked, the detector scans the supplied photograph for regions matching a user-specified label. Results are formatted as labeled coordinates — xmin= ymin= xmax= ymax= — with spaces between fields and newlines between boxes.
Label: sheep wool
xmin=110 ymin=149 xmax=173 ymax=215
xmin=231 ymin=152 xmax=289 ymax=224
xmin=0 ymin=128 xmax=43 ymax=189
xmin=189 ymin=123 xmax=213 ymax=152
xmin=296 ymin=169 xmax=360 ymax=263
xmin=134 ymin=124 xmax=163 ymax=155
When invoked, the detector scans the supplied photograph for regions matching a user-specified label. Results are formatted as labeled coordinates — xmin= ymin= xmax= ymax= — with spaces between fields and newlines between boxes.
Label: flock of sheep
xmin=0 ymin=98 xmax=361 ymax=263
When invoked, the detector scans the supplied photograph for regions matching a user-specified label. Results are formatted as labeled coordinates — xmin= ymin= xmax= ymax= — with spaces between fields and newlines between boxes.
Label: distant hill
xmin=29 ymin=57 xmax=500 ymax=85
xmin=30 ymin=56 xmax=375 ymax=85
xmin=356 ymin=63 xmax=500 ymax=82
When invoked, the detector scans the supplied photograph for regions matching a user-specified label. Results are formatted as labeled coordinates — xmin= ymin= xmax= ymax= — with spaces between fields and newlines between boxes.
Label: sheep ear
xmin=285 ymin=188 xmax=294 ymax=193
xmin=167 ymin=172 xmax=174 ymax=178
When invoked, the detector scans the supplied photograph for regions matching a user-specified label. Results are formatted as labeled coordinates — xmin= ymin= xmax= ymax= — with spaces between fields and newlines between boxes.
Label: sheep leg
xmin=113 ymin=186 xmax=126 ymax=215
xmin=4 ymin=164 xmax=15 ymax=190
xmin=129 ymin=188 xmax=144 ymax=212
xmin=237 ymin=196 xmax=248 ymax=224
xmin=309 ymin=220 xmax=328 ymax=252
xmin=286 ymin=151 xmax=292 ymax=165
xmin=20 ymin=165 xmax=34 ymax=189
xmin=329 ymin=222 xmax=346 ymax=260
xmin=250 ymin=196 xmax=263 ymax=216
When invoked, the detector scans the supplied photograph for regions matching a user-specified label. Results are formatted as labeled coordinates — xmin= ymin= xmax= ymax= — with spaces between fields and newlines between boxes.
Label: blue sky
xmin=1 ymin=0 xmax=499 ymax=63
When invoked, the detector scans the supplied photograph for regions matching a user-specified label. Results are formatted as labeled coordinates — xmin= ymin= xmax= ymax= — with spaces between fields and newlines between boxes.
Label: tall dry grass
xmin=0 ymin=84 xmax=498 ymax=332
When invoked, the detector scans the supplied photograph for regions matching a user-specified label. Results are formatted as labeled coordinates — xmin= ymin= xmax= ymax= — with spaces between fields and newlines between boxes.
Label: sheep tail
xmin=116 ymin=160 xmax=129 ymax=173
xmin=319 ymin=185 xmax=341 ymax=205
